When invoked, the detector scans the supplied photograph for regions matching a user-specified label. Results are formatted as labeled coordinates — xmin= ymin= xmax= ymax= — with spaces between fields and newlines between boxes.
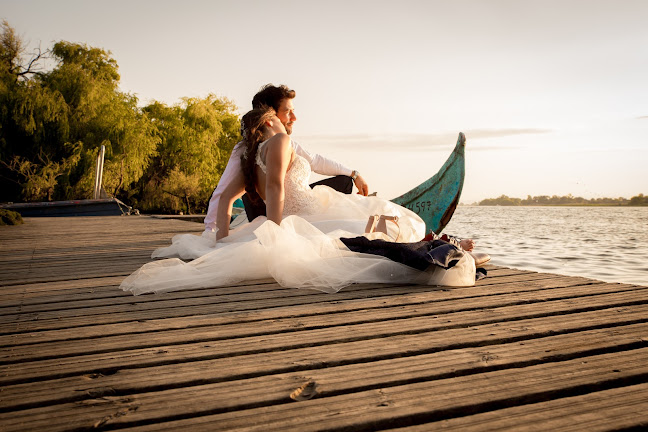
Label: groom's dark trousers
xmin=241 ymin=175 xmax=353 ymax=221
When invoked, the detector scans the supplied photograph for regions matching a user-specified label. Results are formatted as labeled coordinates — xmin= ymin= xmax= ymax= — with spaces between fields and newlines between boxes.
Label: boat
xmin=391 ymin=132 xmax=465 ymax=234
xmin=0 ymin=198 xmax=133 ymax=217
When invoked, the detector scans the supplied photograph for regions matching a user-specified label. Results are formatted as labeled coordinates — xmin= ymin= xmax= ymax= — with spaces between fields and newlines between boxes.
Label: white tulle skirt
xmin=120 ymin=187 xmax=476 ymax=295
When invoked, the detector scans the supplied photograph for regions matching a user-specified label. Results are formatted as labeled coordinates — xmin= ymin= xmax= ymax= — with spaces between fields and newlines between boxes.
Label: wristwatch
xmin=351 ymin=170 xmax=359 ymax=180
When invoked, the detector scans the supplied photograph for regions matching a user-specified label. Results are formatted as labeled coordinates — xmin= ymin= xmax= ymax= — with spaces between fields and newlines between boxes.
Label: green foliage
xmin=478 ymin=194 xmax=647 ymax=206
xmin=42 ymin=41 xmax=159 ymax=199
xmin=628 ymin=194 xmax=648 ymax=206
xmin=0 ymin=19 xmax=23 ymax=78
xmin=0 ymin=21 xmax=240 ymax=213
xmin=1 ymin=148 xmax=79 ymax=201
xmin=134 ymin=95 xmax=240 ymax=214
xmin=0 ymin=209 xmax=23 ymax=225
xmin=478 ymin=195 xmax=521 ymax=206
xmin=0 ymin=22 xmax=71 ymax=200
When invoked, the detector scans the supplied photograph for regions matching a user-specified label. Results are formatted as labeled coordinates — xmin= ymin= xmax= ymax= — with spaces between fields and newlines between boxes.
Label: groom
xmin=204 ymin=84 xmax=370 ymax=240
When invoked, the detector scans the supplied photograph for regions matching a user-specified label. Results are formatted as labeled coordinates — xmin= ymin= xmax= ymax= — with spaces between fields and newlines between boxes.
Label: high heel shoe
xmin=365 ymin=215 xmax=401 ymax=241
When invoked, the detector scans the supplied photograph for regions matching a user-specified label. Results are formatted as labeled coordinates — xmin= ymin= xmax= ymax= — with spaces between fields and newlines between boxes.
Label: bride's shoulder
xmin=258 ymin=134 xmax=293 ymax=165
xmin=270 ymin=132 xmax=291 ymax=143
xmin=265 ymin=133 xmax=292 ymax=152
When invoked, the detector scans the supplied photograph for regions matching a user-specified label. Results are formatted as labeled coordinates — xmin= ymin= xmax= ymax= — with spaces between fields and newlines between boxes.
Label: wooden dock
xmin=1 ymin=216 xmax=647 ymax=431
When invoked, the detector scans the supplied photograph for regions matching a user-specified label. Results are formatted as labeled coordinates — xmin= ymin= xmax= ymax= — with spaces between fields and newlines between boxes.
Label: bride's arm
xmin=264 ymin=133 xmax=292 ymax=225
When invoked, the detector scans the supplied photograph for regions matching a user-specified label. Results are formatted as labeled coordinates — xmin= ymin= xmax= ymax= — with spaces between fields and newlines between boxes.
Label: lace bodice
xmin=256 ymin=141 xmax=321 ymax=216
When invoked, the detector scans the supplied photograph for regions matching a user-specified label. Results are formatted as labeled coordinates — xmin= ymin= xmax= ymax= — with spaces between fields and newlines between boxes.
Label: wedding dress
xmin=120 ymin=141 xmax=476 ymax=295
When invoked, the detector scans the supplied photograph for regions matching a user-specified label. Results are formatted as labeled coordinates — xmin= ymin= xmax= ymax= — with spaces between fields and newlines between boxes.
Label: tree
xmin=629 ymin=194 xmax=647 ymax=206
xmin=134 ymin=95 xmax=240 ymax=213
xmin=1 ymin=20 xmax=241 ymax=213
xmin=478 ymin=195 xmax=521 ymax=206
xmin=0 ymin=19 xmax=47 ymax=81
xmin=0 ymin=21 xmax=69 ymax=201
xmin=42 ymin=41 xmax=158 ymax=199
xmin=0 ymin=25 xmax=159 ymax=203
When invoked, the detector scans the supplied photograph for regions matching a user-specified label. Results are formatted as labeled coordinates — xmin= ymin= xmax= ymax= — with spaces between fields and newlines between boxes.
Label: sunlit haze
xmin=3 ymin=0 xmax=647 ymax=202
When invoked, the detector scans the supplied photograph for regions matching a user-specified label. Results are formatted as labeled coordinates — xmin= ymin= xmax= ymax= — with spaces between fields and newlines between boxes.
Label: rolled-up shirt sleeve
xmin=292 ymin=140 xmax=353 ymax=177
xmin=203 ymin=142 xmax=245 ymax=233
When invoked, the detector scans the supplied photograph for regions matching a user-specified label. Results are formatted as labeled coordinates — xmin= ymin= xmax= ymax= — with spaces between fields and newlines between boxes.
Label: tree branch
xmin=16 ymin=45 xmax=49 ymax=78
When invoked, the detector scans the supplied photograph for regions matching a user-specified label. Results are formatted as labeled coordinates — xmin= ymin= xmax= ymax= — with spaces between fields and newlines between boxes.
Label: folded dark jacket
xmin=340 ymin=237 xmax=465 ymax=271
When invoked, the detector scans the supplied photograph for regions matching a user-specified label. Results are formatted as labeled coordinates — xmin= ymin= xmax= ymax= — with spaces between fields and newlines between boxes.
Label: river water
xmin=443 ymin=206 xmax=648 ymax=286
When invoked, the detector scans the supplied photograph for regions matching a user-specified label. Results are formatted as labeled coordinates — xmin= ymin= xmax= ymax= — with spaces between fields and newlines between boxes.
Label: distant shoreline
xmin=470 ymin=194 xmax=647 ymax=207
xmin=463 ymin=203 xmax=648 ymax=207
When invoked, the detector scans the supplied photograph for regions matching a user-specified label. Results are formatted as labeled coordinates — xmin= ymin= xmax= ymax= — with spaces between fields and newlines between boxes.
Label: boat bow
xmin=391 ymin=132 xmax=466 ymax=235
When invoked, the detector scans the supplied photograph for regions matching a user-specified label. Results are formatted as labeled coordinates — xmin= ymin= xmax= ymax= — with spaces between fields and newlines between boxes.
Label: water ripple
xmin=445 ymin=206 xmax=648 ymax=286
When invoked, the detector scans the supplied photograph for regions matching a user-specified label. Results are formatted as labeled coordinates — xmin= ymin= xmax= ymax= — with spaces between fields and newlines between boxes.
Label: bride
xmin=120 ymin=106 xmax=478 ymax=295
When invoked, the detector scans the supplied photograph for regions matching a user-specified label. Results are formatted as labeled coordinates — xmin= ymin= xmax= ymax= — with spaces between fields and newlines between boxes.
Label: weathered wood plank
xmin=2 ymin=321 xmax=646 ymax=415
xmin=54 ymin=348 xmax=648 ymax=432
xmin=0 ymin=269 xmax=572 ymax=312
xmin=384 ymin=382 xmax=648 ymax=431
xmin=2 ymin=285 xmax=647 ymax=364
xmin=0 ymin=216 xmax=203 ymax=285
xmin=3 ymin=303 xmax=646 ymax=386
xmin=0 ymin=276 xmax=621 ymax=336
xmin=0 ymin=273 xmax=624 ymax=320
xmin=0 ymin=278 xmax=634 ymax=348
xmin=0 ymin=276 xmax=277 ymax=303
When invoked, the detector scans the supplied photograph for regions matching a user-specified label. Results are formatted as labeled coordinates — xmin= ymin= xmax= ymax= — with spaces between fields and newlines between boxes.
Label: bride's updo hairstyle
xmin=240 ymin=105 xmax=276 ymax=204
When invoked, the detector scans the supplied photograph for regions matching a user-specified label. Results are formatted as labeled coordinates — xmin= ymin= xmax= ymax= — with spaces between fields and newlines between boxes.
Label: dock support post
xmin=93 ymin=145 xmax=105 ymax=200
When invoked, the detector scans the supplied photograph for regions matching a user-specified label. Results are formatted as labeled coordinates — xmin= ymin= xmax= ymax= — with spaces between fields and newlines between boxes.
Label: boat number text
xmin=407 ymin=201 xmax=433 ymax=214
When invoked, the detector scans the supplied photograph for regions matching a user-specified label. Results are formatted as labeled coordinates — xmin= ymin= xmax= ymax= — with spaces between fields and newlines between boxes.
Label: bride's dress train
xmin=121 ymin=145 xmax=477 ymax=295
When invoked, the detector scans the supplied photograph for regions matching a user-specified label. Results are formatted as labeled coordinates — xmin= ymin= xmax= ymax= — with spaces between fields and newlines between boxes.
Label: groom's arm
xmin=292 ymin=140 xmax=369 ymax=196
xmin=204 ymin=142 xmax=245 ymax=237
xmin=215 ymin=174 xmax=245 ymax=240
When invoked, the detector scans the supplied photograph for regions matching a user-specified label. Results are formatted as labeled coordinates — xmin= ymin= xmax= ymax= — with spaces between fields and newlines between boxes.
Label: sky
xmin=3 ymin=0 xmax=648 ymax=203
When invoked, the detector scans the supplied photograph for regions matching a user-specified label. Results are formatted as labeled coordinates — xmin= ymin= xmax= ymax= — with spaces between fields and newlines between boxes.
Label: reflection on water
xmin=444 ymin=206 xmax=648 ymax=286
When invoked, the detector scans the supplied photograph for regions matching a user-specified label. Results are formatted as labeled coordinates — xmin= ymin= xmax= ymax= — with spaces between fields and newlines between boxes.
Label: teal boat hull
xmin=391 ymin=132 xmax=465 ymax=235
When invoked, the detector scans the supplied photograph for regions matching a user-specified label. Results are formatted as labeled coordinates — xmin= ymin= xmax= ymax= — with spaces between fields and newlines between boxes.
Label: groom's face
xmin=276 ymin=98 xmax=297 ymax=135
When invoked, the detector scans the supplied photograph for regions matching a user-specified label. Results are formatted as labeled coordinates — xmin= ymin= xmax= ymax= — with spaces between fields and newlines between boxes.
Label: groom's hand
xmin=354 ymin=175 xmax=369 ymax=196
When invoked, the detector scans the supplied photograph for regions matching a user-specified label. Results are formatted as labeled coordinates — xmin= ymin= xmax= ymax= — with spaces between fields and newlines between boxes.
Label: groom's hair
xmin=252 ymin=84 xmax=295 ymax=111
